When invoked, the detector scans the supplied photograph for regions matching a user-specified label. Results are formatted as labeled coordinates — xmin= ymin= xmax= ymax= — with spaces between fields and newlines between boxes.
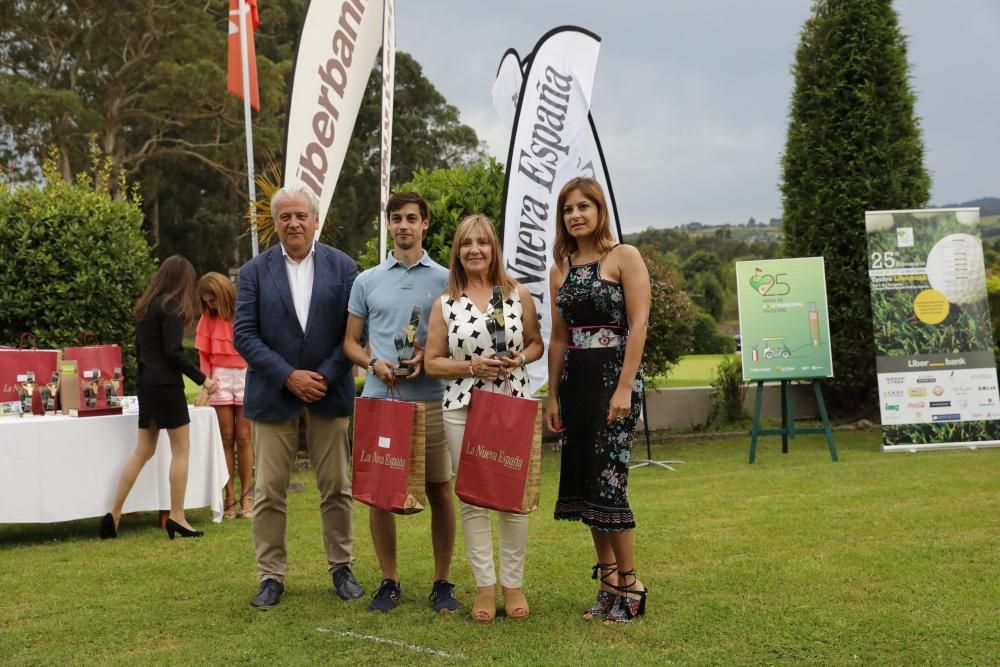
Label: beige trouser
xmin=252 ymin=410 xmax=353 ymax=583
xmin=442 ymin=406 xmax=529 ymax=589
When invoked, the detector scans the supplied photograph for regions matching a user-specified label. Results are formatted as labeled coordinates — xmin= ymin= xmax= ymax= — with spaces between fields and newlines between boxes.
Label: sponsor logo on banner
xmin=915 ymin=376 xmax=936 ymax=383
xmin=929 ymin=401 xmax=951 ymax=408
xmin=884 ymin=403 xmax=900 ymax=412
xmin=907 ymin=387 xmax=927 ymax=397
xmin=907 ymin=402 xmax=926 ymax=409
xmin=883 ymin=390 xmax=904 ymax=398
xmin=884 ymin=376 xmax=905 ymax=385
xmin=931 ymin=413 xmax=962 ymax=422
xmin=932 ymin=386 xmax=945 ymax=396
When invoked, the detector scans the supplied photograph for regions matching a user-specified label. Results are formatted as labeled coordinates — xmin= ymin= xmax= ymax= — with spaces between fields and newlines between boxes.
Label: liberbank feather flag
xmin=283 ymin=0 xmax=383 ymax=231
xmin=497 ymin=27 xmax=618 ymax=389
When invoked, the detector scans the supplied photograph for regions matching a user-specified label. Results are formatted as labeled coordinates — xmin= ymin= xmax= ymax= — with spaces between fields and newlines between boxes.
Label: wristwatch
xmin=367 ymin=359 xmax=378 ymax=373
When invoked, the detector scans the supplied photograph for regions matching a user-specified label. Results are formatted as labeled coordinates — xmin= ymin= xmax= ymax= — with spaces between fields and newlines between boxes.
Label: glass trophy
xmin=17 ymin=371 xmax=36 ymax=414
xmin=104 ymin=367 xmax=122 ymax=407
xmin=84 ymin=368 xmax=101 ymax=408
xmin=486 ymin=286 xmax=510 ymax=359
xmin=392 ymin=306 xmax=422 ymax=377
xmin=44 ymin=371 xmax=59 ymax=413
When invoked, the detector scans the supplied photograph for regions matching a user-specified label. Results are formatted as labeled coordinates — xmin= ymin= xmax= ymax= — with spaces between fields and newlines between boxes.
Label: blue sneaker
xmin=429 ymin=579 xmax=459 ymax=613
xmin=368 ymin=578 xmax=401 ymax=613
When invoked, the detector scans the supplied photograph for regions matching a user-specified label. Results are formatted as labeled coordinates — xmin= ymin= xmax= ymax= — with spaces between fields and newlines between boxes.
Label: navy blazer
xmin=234 ymin=243 xmax=358 ymax=422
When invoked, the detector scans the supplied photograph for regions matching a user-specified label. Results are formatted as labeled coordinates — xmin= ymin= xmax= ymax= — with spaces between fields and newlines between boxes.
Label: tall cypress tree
xmin=781 ymin=0 xmax=930 ymax=409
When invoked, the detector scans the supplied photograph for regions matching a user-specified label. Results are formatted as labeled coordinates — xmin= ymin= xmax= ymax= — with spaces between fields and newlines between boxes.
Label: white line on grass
xmin=316 ymin=628 xmax=467 ymax=660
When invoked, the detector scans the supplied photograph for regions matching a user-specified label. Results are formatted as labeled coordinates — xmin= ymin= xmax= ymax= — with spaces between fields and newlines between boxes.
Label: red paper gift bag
xmin=0 ymin=333 xmax=60 ymax=404
xmin=352 ymin=398 xmax=426 ymax=514
xmin=63 ymin=332 xmax=123 ymax=406
xmin=455 ymin=388 xmax=542 ymax=514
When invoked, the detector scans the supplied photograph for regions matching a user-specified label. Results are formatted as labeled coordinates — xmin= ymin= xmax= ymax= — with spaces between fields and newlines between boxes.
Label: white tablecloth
xmin=0 ymin=406 xmax=229 ymax=524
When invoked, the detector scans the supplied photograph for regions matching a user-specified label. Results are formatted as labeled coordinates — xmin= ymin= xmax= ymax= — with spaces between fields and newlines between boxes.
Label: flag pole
xmin=377 ymin=0 xmax=394 ymax=262
xmin=238 ymin=0 xmax=259 ymax=257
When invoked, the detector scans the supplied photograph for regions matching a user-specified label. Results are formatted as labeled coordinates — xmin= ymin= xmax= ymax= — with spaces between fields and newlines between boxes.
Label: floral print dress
xmin=553 ymin=257 xmax=642 ymax=531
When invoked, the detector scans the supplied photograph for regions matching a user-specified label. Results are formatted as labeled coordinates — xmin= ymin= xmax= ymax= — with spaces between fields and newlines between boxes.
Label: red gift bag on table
xmin=63 ymin=331 xmax=124 ymax=406
xmin=455 ymin=388 xmax=542 ymax=514
xmin=352 ymin=397 xmax=426 ymax=514
xmin=0 ymin=334 xmax=60 ymax=410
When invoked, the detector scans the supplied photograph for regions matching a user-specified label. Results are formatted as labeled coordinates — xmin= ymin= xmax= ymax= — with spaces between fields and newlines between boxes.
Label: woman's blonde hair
xmin=197 ymin=272 xmax=237 ymax=321
xmin=446 ymin=214 xmax=517 ymax=299
xmin=553 ymin=177 xmax=615 ymax=262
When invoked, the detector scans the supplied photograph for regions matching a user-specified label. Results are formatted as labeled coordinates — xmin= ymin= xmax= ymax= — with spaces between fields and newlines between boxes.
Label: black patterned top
xmin=440 ymin=289 xmax=531 ymax=410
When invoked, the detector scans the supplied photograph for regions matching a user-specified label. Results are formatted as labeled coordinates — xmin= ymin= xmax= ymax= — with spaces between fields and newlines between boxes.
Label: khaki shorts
xmin=421 ymin=400 xmax=452 ymax=484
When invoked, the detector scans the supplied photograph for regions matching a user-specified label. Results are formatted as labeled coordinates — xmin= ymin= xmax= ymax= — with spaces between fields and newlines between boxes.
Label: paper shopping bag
xmin=63 ymin=331 xmax=123 ymax=407
xmin=455 ymin=389 xmax=542 ymax=514
xmin=352 ymin=398 xmax=426 ymax=514
xmin=0 ymin=333 xmax=60 ymax=407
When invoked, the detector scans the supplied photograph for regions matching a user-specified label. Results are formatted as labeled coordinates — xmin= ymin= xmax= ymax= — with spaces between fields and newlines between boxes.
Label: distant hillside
xmin=939 ymin=197 xmax=1000 ymax=217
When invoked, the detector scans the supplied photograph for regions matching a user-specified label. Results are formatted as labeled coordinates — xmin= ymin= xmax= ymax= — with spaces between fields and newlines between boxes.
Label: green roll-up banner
xmin=865 ymin=208 xmax=1000 ymax=452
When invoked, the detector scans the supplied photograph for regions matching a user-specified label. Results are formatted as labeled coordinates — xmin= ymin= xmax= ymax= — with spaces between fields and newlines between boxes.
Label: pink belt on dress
xmin=567 ymin=326 xmax=627 ymax=350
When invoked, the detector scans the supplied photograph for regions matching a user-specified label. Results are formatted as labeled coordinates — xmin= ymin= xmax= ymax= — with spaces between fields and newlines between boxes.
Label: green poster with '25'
xmin=736 ymin=257 xmax=833 ymax=381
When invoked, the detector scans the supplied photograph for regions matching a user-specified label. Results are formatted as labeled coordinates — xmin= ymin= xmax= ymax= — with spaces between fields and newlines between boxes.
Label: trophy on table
xmin=486 ymin=286 xmax=511 ymax=359
xmin=83 ymin=368 xmax=101 ymax=408
xmin=43 ymin=371 xmax=59 ymax=414
xmin=103 ymin=367 xmax=122 ymax=407
xmin=392 ymin=306 xmax=422 ymax=377
xmin=16 ymin=371 xmax=36 ymax=415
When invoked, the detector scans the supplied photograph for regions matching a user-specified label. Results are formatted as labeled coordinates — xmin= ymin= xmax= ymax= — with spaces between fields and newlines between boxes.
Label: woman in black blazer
xmin=100 ymin=256 xmax=218 ymax=540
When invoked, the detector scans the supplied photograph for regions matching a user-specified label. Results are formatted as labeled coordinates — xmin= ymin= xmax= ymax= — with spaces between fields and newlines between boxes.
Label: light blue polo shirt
xmin=348 ymin=250 xmax=448 ymax=401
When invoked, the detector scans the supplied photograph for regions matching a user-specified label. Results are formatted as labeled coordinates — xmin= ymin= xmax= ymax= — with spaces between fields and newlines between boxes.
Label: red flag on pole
xmin=228 ymin=0 xmax=260 ymax=111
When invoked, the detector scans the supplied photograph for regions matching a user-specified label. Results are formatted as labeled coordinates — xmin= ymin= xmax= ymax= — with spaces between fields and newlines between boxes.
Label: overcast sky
xmin=395 ymin=1 xmax=1000 ymax=233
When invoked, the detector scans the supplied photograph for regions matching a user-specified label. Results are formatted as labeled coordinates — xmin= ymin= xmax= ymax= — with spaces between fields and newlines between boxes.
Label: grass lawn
xmin=650 ymin=354 xmax=730 ymax=388
xmin=3 ymin=432 xmax=1000 ymax=665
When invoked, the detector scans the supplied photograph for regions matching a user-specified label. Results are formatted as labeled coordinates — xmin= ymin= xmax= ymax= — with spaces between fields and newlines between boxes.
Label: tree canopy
xmin=0 ymin=1 xmax=482 ymax=271
xmin=780 ymin=0 xmax=930 ymax=409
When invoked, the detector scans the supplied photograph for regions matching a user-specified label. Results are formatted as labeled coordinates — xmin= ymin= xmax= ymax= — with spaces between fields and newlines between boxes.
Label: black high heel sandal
xmin=583 ymin=562 xmax=618 ymax=620
xmin=165 ymin=518 xmax=204 ymax=540
xmin=99 ymin=513 xmax=117 ymax=540
xmin=604 ymin=568 xmax=647 ymax=624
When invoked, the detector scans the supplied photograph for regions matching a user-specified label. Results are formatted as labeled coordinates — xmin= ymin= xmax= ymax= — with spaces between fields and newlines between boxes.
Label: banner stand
xmin=748 ymin=379 xmax=838 ymax=464
xmin=629 ymin=386 xmax=684 ymax=472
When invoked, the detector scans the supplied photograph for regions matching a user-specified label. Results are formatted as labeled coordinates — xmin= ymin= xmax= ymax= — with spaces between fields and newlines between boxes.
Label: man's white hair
xmin=270 ymin=184 xmax=320 ymax=219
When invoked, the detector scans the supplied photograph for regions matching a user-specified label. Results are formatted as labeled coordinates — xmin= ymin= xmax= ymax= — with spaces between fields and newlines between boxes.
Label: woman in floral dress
xmin=546 ymin=177 xmax=651 ymax=624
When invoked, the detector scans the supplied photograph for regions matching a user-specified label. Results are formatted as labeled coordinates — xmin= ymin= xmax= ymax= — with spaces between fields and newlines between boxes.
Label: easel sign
xmin=735 ymin=257 xmax=838 ymax=463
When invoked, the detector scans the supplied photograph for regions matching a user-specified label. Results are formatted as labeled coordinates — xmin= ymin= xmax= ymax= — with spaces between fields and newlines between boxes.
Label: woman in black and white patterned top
xmin=425 ymin=214 xmax=543 ymax=623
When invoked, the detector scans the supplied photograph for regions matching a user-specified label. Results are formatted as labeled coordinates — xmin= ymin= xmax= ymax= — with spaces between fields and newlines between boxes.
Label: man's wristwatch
xmin=367 ymin=359 xmax=378 ymax=373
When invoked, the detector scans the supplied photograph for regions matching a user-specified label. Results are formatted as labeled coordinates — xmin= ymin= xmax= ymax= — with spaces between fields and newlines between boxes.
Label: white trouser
xmin=442 ymin=406 xmax=529 ymax=588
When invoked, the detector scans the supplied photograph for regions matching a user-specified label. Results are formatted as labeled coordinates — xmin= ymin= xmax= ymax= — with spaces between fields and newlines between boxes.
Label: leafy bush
xmin=691 ymin=311 xmax=736 ymax=354
xmin=708 ymin=354 xmax=748 ymax=425
xmin=358 ymin=157 xmax=505 ymax=269
xmin=641 ymin=247 xmax=696 ymax=377
xmin=0 ymin=155 xmax=156 ymax=392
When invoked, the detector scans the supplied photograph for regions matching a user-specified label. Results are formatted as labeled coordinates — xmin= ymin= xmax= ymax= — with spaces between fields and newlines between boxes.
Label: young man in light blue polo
xmin=344 ymin=192 xmax=458 ymax=614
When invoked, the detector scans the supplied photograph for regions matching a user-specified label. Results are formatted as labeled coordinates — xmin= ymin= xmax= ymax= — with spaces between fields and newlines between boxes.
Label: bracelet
xmin=468 ymin=361 xmax=475 ymax=378
xmin=520 ymin=356 xmax=526 ymax=368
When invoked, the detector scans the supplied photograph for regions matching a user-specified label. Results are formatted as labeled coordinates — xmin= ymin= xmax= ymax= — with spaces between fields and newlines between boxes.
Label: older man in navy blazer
xmin=234 ymin=184 xmax=363 ymax=610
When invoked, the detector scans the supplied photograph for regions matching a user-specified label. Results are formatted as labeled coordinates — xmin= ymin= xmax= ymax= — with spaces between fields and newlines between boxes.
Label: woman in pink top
xmin=195 ymin=272 xmax=253 ymax=519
